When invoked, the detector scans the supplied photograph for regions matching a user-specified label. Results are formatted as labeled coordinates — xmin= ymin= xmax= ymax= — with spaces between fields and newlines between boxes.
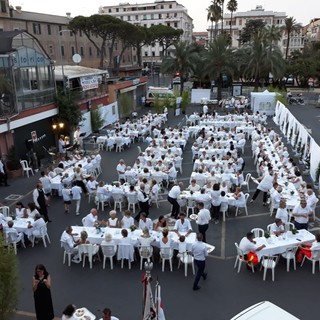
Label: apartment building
xmin=0 ymin=2 xmax=101 ymax=68
xmin=218 ymin=5 xmax=304 ymax=56
xmin=99 ymin=0 xmax=193 ymax=66
xmin=304 ymin=18 xmax=320 ymax=44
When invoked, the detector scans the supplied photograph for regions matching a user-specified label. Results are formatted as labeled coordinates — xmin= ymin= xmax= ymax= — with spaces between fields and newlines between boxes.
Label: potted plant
xmin=6 ymin=146 xmax=22 ymax=178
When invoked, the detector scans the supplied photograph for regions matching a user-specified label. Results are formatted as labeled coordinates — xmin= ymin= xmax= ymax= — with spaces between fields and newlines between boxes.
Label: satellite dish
xmin=72 ymin=54 xmax=81 ymax=64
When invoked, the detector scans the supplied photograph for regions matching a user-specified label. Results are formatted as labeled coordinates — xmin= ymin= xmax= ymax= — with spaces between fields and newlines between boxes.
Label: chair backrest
xmin=234 ymin=242 xmax=244 ymax=257
xmin=244 ymin=193 xmax=250 ymax=202
xmin=187 ymin=199 xmax=195 ymax=207
xmin=78 ymin=244 xmax=94 ymax=257
xmin=178 ymin=242 xmax=187 ymax=254
xmin=20 ymin=160 xmax=29 ymax=170
xmin=112 ymin=193 xmax=124 ymax=202
xmin=251 ymin=228 xmax=265 ymax=238
xmin=38 ymin=223 xmax=48 ymax=237
xmin=126 ymin=193 xmax=138 ymax=204
xmin=311 ymin=249 xmax=320 ymax=260
xmin=196 ymin=178 xmax=206 ymax=188
xmin=262 ymin=255 xmax=278 ymax=268
xmin=284 ymin=222 xmax=295 ymax=232
xmin=0 ymin=206 xmax=10 ymax=217
xmin=117 ymin=243 xmax=134 ymax=260
xmin=160 ymin=246 xmax=173 ymax=258
xmin=61 ymin=241 xmax=73 ymax=254
xmin=139 ymin=245 xmax=153 ymax=259
xmin=203 ymin=200 xmax=211 ymax=210
xmin=266 ymin=224 xmax=272 ymax=233
xmin=137 ymin=146 xmax=142 ymax=154
xmin=101 ymin=244 xmax=117 ymax=257
xmin=6 ymin=230 xmax=19 ymax=243
xmin=244 ymin=173 xmax=251 ymax=183
xmin=82 ymin=217 xmax=86 ymax=226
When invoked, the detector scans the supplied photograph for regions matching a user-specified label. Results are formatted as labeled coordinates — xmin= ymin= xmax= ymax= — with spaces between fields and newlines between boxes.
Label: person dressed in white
xmin=239 ymin=232 xmax=266 ymax=266
xmin=203 ymin=104 xmax=208 ymax=115
xmin=291 ymin=199 xmax=312 ymax=230
xmin=5 ymin=220 xmax=25 ymax=247
xmin=71 ymin=182 xmax=82 ymax=216
xmin=138 ymin=213 xmax=153 ymax=231
xmin=275 ymin=200 xmax=289 ymax=224
xmin=196 ymin=202 xmax=211 ymax=243
xmin=116 ymin=159 xmax=126 ymax=182
xmin=100 ymin=307 xmax=120 ymax=320
xmin=138 ymin=227 xmax=155 ymax=248
xmin=83 ymin=208 xmax=99 ymax=227
xmin=167 ymin=182 xmax=183 ymax=218
xmin=250 ymin=170 xmax=276 ymax=206
xmin=174 ymin=212 xmax=192 ymax=237
xmin=269 ymin=219 xmax=285 ymax=236
xmin=121 ymin=210 xmax=135 ymax=229
xmin=60 ymin=226 xmax=80 ymax=263
xmin=27 ymin=213 xmax=46 ymax=241
xmin=107 ymin=210 xmax=120 ymax=228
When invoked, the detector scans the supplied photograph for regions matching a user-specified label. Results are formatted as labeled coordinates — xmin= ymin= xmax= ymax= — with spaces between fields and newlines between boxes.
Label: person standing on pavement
xmin=196 ymin=202 xmax=211 ymax=243
xmin=167 ymin=182 xmax=183 ymax=219
xmin=0 ymin=158 xmax=9 ymax=186
xmin=191 ymin=233 xmax=208 ymax=291
xmin=71 ymin=181 xmax=82 ymax=216
xmin=135 ymin=183 xmax=150 ymax=221
xmin=33 ymin=181 xmax=51 ymax=222
xmin=291 ymin=198 xmax=313 ymax=230
xmin=250 ymin=170 xmax=276 ymax=206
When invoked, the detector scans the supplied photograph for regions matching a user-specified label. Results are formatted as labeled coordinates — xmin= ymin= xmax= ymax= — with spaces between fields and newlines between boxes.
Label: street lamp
xmin=58 ymin=29 xmax=70 ymax=93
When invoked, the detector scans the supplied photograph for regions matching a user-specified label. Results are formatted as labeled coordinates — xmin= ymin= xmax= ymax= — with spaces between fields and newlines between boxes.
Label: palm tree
xmin=283 ymin=17 xmax=302 ymax=59
xmin=263 ymin=25 xmax=282 ymax=44
xmin=241 ymin=31 xmax=285 ymax=89
xmin=204 ymin=34 xmax=234 ymax=101
xmin=226 ymin=0 xmax=238 ymax=36
xmin=217 ymin=0 xmax=225 ymax=32
xmin=207 ymin=1 xmax=222 ymax=42
xmin=161 ymin=41 xmax=197 ymax=95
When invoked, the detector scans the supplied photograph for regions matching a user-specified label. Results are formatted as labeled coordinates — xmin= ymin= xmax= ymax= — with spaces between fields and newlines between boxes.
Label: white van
xmin=231 ymin=301 xmax=299 ymax=320
xmin=145 ymin=86 xmax=176 ymax=107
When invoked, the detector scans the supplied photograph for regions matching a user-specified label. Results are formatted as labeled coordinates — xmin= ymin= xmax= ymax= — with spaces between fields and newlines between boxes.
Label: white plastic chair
xmin=78 ymin=244 xmax=100 ymax=269
xmin=186 ymin=199 xmax=196 ymax=218
xmin=251 ymin=228 xmax=265 ymax=238
xmin=5 ymin=230 xmax=25 ymax=255
xmin=115 ymin=138 xmax=124 ymax=152
xmin=112 ymin=193 xmax=125 ymax=211
xmin=101 ymin=243 xmax=117 ymax=270
xmin=178 ymin=251 xmax=195 ymax=277
xmin=20 ymin=160 xmax=34 ymax=178
xmin=32 ymin=223 xmax=51 ymax=248
xmin=301 ymin=249 xmax=320 ymax=274
xmin=284 ymin=222 xmax=295 ymax=232
xmin=95 ymin=193 xmax=111 ymax=211
xmin=260 ymin=255 xmax=279 ymax=281
xmin=61 ymin=241 xmax=74 ymax=267
xmin=196 ymin=178 xmax=207 ymax=188
xmin=139 ymin=245 xmax=153 ymax=270
xmin=160 ymin=247 xmax=173 ymax=272
xmin=281 ymin=246 xmax=298 ymax=272
xmin=235 ymin=193 xmax=249 ymax=216
xmin=174 ymin=158 xmax=183 ymax=174
xmin=234 ymin=242 xmax=255 ymax=273
xmin=126 ymin=193 xmax=139 ymax=214
xmin=117 ymin=243 xmax=134 ymax=269
xmin=241 ymin=173 xmax=251 ymax=193
xmin=0 ymin=206 xmax=10 ymax=217
xmin=220 ymin=202 xmax=229 ymax=222
xmin=137 ymin=146 xmax=142 ymax=155
xmin=311 ymin=198 xmax=319 ymax=221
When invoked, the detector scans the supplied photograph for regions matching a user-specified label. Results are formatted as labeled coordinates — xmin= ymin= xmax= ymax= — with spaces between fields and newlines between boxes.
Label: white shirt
xmin=197 ymin=208 xmax=211 ymax=225
xmin=292 ymin=204 xmax=312 ymax=224
xmin=168 ymin=185 xmax=180 ymax=199
xmin=257 ymin=173 xmax=273 ymax=192
xmin=269 ymin=223 xmax=284 ymax=235
xmin=71 ymin=185 xmax=82 ymax=200
xmin=138 ymin=218 xmax=153 ymax=231
xmin=191 ymin=240 xmax=208 ymax=261
xmin=174 ymin=219 xmax=192 ymax=233
xmin=239 ymin=237 xmax=258 ymax=254
xmin=275 ymin=208 xmax=289 ymax=224
xmin=311 ymin=241 xmax=320 ymax=259
xmin=116 ymin=163 xmax=126 ymax=174
xmin=60 ymin=231 xmax=75 ymax=250
xmin=121 ymin=216 xmax=134 ymax=229
xmin=83 ymin=213 xmax=97 ymax=227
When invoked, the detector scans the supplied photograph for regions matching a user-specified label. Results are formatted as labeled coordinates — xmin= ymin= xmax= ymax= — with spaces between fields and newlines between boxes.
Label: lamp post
xmin=58 ymin=29 xmax=70 ymax=93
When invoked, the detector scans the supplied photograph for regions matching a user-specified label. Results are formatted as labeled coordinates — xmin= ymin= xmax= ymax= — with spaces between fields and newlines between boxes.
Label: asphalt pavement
xmin=1 ymin=104 xmax=319 ymax=320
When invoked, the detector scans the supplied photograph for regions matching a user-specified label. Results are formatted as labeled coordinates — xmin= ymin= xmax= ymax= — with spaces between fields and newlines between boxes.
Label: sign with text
xmin=80 ymin=76 xmax=99 ymax=91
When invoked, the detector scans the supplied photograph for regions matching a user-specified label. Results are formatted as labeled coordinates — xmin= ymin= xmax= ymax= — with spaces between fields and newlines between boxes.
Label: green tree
xmin=149 ymin=25 xmax=183 ymax=56
xmin=68 ymin=15 xmax=121 ymax=70
xmin=263 ymin=25 xmax=282 ymax=45
xmin=90 ymin=107 xmax=104 ymax=133
xmin=130 ymin=26 xmax=150 ymax=67
xmin=0 ymin=234 xmax=19 ymax=320
xmin=241 ymin=31 xmax=285 ymax=89
xmin=55 ymin=90 xmax=82 ymax=131
xmin=239 ymin=19 xmax=266 ymax=44
xmin=118 ymin=93 xmax=132 ymax=118
xmin=161 ymin=41 xmax=197 ymax=95
xmin=226 ymin=0 xmax=238 ymax=36
xmin=217 ymin=0 xmax=225 ymax=32
xmin=283 ymin=17 xmax=302 ymax=60
xmin=204 ymin=34 xmax=234 ymax=101
xmin=207 ymin=1 xmax=222 ymax=41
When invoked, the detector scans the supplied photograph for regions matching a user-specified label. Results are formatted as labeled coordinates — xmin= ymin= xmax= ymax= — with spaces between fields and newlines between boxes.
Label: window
xmin=108 ymin=9 xmax=111 ymax=13
xmin=151 ymin=14 xmax=154 ymax=19
xmin=71 ymin=46 xmax=75 ymax=56
xmin=115 ymin=43 xmax=118 ymax=50
xmin=128 ymin=15 xmax=131 ymax=21
xmin=135 ymin=15 xmax=139 ymax=20
xmin=169 ymin=4 xmax=172 ymax=8
xmin=47 ymin=24 xmax=51 ymax=35
xmin=58 ymin=25 xmax=62 ymax=34
xmin=239 ymin=19 xmax=242 ymax=26
xmin=89 ymin=47 xmax=92 ymax=56
xmin=97 ymin=48 xmax=100 ymax=56
xmin=167 ymin=23 xmax=170 ymax=27
xmin=48 ymin=45 xmax=54 ymax=55
xmin=143 ymin=14 xmax=147 ymax=20
xmin=33 ymin=23 xmax=41 ymax=35
xmin=174 ymin=13 xmax=177 ymax=17
xmin=80 ymin=47 xmax=84 ymax=57
xmin=116 ymin=8 xmax=119 ymax=12
xmin=120 ymin=16 xmax=123 ymax=20
xmin=1 ymin=0 xmax=6 ymax=13
xmin=174 ymin=22 xmax=177 ymax=28
xmin=160 ymin=5 xmax=164 ymax=9
xmin=144 ymin=24 xmax=147 ymax=27
xmin=144 ymin=51 xmax=148 ymax=56
xmin=70 ymin=31 xmax=74 ymax=37
xmin=79 ymin=30 xmax=82 ymax=37
xmin=60 ymin=45 xmax=65 ymax=57
xmin=159 ymin=14 xmax=162 ymax=19
xmin=152 ymin=52 xmax=155 ymax=57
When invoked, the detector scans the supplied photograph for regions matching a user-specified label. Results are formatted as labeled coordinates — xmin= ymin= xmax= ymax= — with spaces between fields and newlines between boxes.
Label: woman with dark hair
xmin=62 ymin=304 xmax=76 ymax=320
xmin=154 ymin=215 xmax=167 ymax=231
xmin=32 ymin=264 xmax=54 ymax=320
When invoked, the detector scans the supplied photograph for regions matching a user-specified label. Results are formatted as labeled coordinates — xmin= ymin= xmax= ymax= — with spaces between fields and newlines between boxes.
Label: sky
xmin=10 ymin=0 xmax=319 ymax=31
